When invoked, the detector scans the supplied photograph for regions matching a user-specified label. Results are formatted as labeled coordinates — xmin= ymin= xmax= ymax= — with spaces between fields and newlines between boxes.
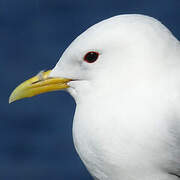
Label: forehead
xmin=62 ymin=14 xmax=171 ymax=61
xmin=69 ymin=14 xmax=165 ymax=50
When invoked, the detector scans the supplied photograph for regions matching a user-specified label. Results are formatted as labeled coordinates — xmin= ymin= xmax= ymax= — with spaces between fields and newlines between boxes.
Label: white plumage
xmin=50 ymin=14 xmax=180 ymax=180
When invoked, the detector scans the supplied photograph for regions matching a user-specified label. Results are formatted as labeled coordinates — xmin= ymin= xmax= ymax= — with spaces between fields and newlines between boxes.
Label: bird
xmin=9 ymin=14 xmax=180 ymax=180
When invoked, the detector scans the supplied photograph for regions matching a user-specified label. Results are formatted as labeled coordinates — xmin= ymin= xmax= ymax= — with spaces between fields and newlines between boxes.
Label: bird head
xmin=9 ymin=14 xmax=177 ymax=103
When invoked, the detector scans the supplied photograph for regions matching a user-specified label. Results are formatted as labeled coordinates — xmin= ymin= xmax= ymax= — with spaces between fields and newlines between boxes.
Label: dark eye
xmin=83 ymin=51 xmax=99 ymax=63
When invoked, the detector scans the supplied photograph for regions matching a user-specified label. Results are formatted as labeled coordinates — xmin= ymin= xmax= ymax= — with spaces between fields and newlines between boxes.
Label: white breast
xmin=72 ymin=88 xmax=180 ymax=180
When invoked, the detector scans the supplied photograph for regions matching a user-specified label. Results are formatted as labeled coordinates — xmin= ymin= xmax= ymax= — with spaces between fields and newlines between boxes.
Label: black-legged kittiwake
xmin=9 ymin=14 xmax=180 ymax=180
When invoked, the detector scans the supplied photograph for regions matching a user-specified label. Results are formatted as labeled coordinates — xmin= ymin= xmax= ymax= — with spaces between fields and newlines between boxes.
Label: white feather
xmin=50 ymin=14 xmax=180 ymax=180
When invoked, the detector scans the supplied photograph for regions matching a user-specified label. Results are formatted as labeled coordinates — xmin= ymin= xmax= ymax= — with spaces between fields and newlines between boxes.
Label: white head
xmin=9 ymin=14 xmax=180 ymax=104
xmin=49 ymin=14 xmax=179 ymax=102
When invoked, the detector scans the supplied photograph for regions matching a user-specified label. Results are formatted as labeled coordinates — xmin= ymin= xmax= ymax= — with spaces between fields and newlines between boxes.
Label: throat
xmin=67 ymin=80 xmax=92 ymax=102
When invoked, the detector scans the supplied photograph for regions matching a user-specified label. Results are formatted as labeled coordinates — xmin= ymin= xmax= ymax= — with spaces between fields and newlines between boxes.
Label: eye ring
xmin=83 ymin=51 xmax=99 ymax=63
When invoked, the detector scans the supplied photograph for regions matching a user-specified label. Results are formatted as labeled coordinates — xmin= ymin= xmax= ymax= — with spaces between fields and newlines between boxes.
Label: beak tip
xmin=9 ymin=91 xmax=18 ymax=104
xmin=9 ymin=95 xmax=14 ymax=104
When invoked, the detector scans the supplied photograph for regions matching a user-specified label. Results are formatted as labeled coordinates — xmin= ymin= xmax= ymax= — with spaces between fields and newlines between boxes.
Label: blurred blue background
xmin=1 ymin=0 xmax=180 ymax=179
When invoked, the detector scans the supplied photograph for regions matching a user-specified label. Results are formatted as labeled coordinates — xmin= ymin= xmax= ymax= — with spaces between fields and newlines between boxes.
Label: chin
xmin=67 ymin=80 xmax=90 ymax=101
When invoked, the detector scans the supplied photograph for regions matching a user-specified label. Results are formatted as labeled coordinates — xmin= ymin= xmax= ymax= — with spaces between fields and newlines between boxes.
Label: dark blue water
xmin=1 ymin=0 xmax=180 ymax=179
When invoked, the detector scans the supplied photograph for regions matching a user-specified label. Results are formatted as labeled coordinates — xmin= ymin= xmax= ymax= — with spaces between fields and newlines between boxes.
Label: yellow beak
xmin=9 ymin=70 xmax=71 ymax=103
